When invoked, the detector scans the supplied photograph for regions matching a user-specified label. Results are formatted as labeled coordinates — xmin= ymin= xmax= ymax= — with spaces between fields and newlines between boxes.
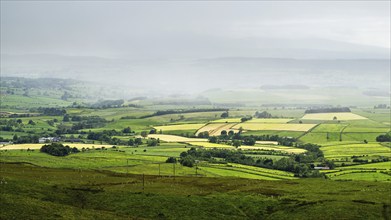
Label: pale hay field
xmin=196 ymin=123 xmax=238 ymax=136
xmin=211 ymin=118 xmax=293 ymax=123
xmin=301 ymin=113 xmax=367 ymax=120
xmin=233 ymin=123 xmax=317 ymax=132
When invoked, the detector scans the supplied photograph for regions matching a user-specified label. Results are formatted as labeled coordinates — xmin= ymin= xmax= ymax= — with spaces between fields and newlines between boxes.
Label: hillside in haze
xmin=1 ymin=54 xmax=389 ymax=95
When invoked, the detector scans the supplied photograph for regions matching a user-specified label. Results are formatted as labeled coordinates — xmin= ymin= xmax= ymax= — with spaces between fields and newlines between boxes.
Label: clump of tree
xmin=87 ymin=130 xmax=122 ymax=143
xmin=128 ymin=138 xmax=143 ymax=146
xmin=374 ymin=104 xmax=388 ymax=109
xmin=122 ymin=127 xmax=132 ymax=134
xmin=61 ymin=91 xmax=72 ymax=101
xmin=12 ymin=134 xmax=39 ymax=144
xmin=147 ymin=138 xmax=159 ymax=146
xmin=37 ymin=107 xmax=67 ymax=116
xmin=179 ymin=147 xmax=325 ymax=177
xmin=40 ymin=143 xmax=79 ymax=156
xmin=305 ymin=107 xmax=351 ymax=114
xmin=91 ymin=99 xmax=124 ymax=108
xmin=240 ymin=116 xmax=252 ymax=122
xmin=255 ymin=111 xmax=272 ymax=118
xmin=166 ymin=157 xmax=177 ymax=163
xmin=56 ymin=116 xmax=108 ymax=133
xmin=179 ymin=153 xmax=195 ymax=167
xmin=208 ymin=133 xmax=295 ymax=147
xmin=0 ymin=119 xmax=26 ymax=132
xmin=376 ymin=133 xmax=391 ymax=142
xmin=197 ymin=131 xmax=209 ymax=138
xmin=220 ymin=111 xmax=229 ymax=118
xmin=139 ymin=108 xmax=228 ymax=119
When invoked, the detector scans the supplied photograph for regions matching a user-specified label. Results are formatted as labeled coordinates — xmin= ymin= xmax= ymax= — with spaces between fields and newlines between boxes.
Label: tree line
xmin=305 ymin=107 xmax=351 ymax=114
xmin=178 ymin=146 xmax=329 ymax=178
xmin=139 ymin=108 xmax=228 ymax=119
xmin=40 ymin=143 xmax=79 ymax=156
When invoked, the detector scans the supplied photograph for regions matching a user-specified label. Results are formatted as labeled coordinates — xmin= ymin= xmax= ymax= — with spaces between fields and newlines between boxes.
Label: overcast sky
xmin=1 ymin=1 xmax=390 ymax=59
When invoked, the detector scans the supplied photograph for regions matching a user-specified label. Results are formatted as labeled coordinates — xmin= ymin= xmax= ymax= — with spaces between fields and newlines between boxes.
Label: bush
xmin=147 ymin=138 xmax=159 ymax=146
xmin=40 ymin=143 xmax=79 ymax=156
xmin=376 ymin=133 xmax=391 ymax=142
xmin=180 ymin=156 xmax=195 ymax=167
xmin=166 ymin=157 xmax=177 ymax=163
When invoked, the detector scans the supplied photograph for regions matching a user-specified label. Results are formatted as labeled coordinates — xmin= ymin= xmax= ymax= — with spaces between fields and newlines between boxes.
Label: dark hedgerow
xmin=40 ymin=143 xmax=79 ymax=156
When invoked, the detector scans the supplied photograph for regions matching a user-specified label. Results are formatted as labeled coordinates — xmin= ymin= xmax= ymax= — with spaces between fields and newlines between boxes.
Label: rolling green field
xmin=321 ymin=143 xmax=391 ymax=160
xmin=1 ymin=100 xmax=391 ymax=219
xmin=154 ymin=123 xmax=206 ymax=131
xmin=1 ymin=163 xmax=390 ymax=219
xmin=186 ymin=141 xmax=235 ymax=149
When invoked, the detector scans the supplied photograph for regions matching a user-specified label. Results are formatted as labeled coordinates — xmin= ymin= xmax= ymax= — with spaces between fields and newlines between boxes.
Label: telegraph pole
xmin=173 ymin=163 xmax=176 ymax=180
xmin=142 ymin=173 xmax=145 ymax=193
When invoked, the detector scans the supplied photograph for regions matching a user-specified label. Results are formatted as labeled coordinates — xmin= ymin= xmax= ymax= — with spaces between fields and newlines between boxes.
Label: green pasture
xmin=321 ymin=143 xmax=391 ymax=160
xmin=326 ymin=171 xmax=390 ymax=181
xmin=1 ymin=94 xmax=71 ymax=108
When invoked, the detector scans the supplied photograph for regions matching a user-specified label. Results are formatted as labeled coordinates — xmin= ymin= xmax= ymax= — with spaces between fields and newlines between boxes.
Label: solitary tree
xmin=123 ymin=127 xmax=132 ymax=133
xmin=221 ymin=111 xmax=229 ymax=118
xmin=140 ymin=131 xmax=148 ymax=138
xmin=232 ymin=140 xmax=241 ymax=148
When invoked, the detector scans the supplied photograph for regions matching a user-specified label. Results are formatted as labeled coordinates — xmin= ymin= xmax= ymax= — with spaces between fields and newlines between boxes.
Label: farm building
xmin=314 ymin=166 xmax=330 ymax=170
xmin=38 ymin=137 xmax=61 ymax=143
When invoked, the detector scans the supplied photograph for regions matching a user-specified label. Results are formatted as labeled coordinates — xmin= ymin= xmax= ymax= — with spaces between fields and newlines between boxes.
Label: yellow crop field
xmin=148 ymin=134 xmax=207 ymax=142
xmin=245 ymin=118 xmax=293 ymax=123
xmin=154 ymin=123 xmax=205 ymax=131
xmin=301 ymin=113 xmax=367 ymax=120
xmin=196 ymin=123 xmax=238 ymax=136
xmin=0 ymin=143 xmax=115 ymax=150
xmin=211 ymin=118 xmax=293 ymax=123
xmin=186 ymin=142 xmax=234 ymax=149
xmin=232 ymin=123 xmax=316 ymax=131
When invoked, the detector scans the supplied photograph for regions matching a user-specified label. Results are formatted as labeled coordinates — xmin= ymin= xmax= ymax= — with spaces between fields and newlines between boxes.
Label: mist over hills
xmin=2 ymin=53 xmax=389 ymax=94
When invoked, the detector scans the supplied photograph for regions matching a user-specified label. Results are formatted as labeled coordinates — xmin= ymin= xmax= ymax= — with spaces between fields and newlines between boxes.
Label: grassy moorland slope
xmin=1 ymin=163 xmax=390 ymax=220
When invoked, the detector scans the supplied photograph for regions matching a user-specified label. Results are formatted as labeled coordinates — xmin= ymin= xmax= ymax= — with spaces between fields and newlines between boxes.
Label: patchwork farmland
xmin=1 ymin=102 xmax=390 ymax=219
